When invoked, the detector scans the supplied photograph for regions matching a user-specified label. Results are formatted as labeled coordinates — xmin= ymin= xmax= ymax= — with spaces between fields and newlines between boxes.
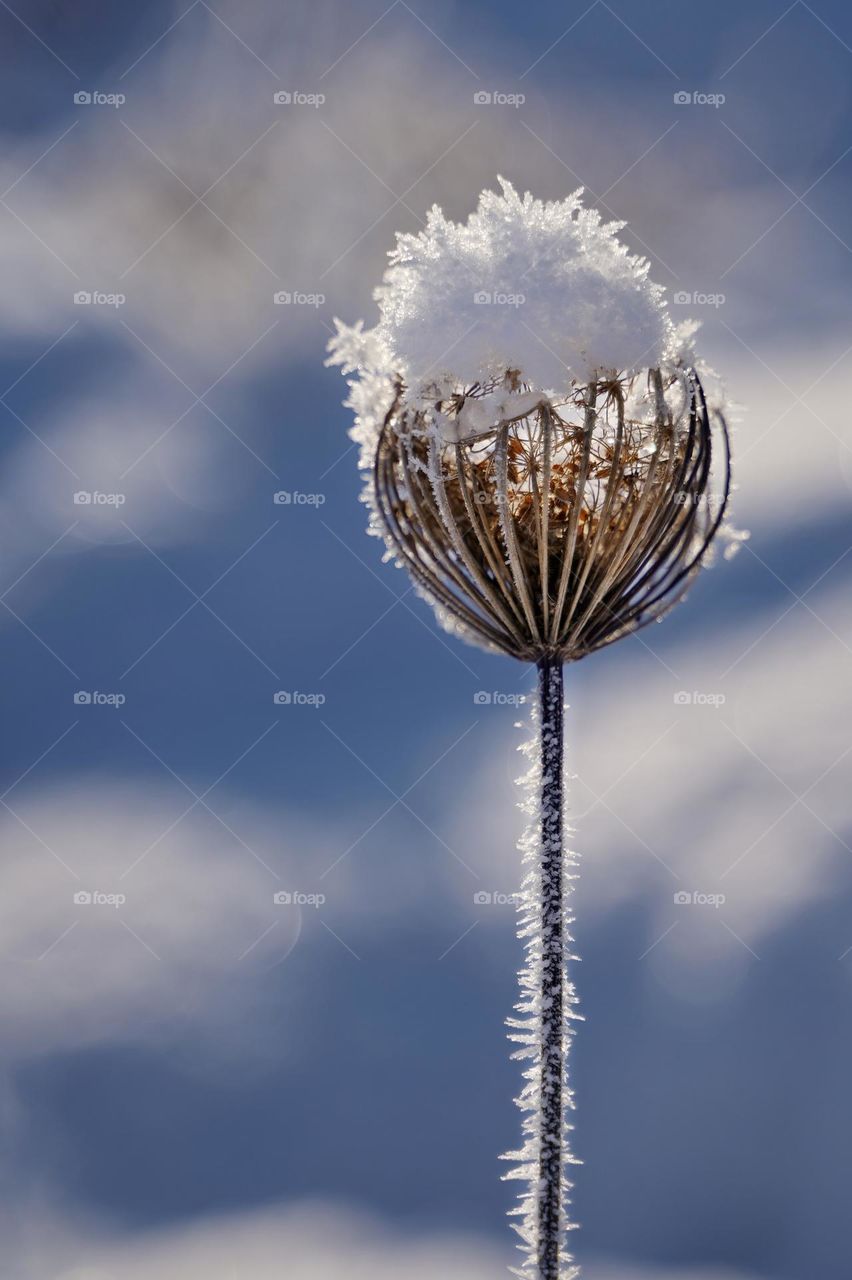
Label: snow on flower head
xmin=325 ymin=180 xmax=745 ymax=579
xmin=337 ymin=178 xmax=674 ymax=399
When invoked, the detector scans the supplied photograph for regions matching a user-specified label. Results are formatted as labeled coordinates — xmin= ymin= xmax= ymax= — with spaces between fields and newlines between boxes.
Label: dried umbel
xmin=375 ymin=366 xmax=730 ymax=662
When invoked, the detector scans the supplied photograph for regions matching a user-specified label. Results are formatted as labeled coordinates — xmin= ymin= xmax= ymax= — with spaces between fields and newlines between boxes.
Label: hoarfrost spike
xmin=500 ymin=658 xmax=581 ymax=1279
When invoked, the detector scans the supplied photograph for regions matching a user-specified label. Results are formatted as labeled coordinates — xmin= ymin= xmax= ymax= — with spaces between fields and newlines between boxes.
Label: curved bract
xmin=374 ymin=368 xmax=730 ymax=664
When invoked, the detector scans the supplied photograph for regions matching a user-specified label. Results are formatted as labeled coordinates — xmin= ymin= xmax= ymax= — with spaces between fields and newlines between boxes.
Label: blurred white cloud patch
xmin=0 ymin=381 xmax=267 ymax=619
xmin=0 ymin=14 xmax=518 ymax=376
xmin=0 ymin=0 xmax=847 ymax=579
xmin=6 ymin=1198 xmax=770 ymax=1280
xmin=1 ymin=394 xmax=250 ymax=543
xmin=0 ymin=782 xmax=304 ymax=1057
xmin=0 ymin=0 xmax=840 ymax=388
xmin=445 ymin=577 xmax=852 ymax=981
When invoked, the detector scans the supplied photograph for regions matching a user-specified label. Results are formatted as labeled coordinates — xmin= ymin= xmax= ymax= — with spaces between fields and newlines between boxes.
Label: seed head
xmin=327 ymin=181 xmax=740 ymax=659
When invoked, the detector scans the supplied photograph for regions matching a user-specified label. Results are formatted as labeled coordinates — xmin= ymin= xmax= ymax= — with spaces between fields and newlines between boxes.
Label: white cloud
xmin=0 ymin=0 xmax=842 ymax=391
xmin=0 ymin=782 xmax=307 ymax=1057
xmin=0 ymin=0 xmax=847 ymax=611
xmin=721 ymin=344 xmax=852 ymax=532
xmin=0 ymin=387 xmax=262 ymax=574
xmin=4 ymin=1197 xmax=769 ymax=1280
xmin=443 ymin=575 xmax=852 ymax=975
xmin=4 ymin=566 xmax=849 ymax=1059
xmin=2 ymin=564 xmax=849 ymax=1056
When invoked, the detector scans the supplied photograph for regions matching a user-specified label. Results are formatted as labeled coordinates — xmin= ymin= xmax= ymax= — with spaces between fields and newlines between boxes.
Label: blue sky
xmin=1 ymin=2 xmax=851 ymax=1277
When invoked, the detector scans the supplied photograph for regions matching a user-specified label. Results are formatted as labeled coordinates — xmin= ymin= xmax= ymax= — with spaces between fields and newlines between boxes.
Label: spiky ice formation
xmin=373 ymin=177 xmax=674 ymax=397
xmin=502 ymin=660 xmax=582 ymax=1279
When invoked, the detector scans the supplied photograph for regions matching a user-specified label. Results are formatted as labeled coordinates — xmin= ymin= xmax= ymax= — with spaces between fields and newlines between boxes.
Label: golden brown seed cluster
xmin=374 ymin=372 xmax=728 ymax=662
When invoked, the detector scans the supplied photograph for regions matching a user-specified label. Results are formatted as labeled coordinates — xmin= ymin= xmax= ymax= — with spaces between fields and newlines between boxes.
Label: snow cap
xmin=369 ymin=177 xmax=674 ymax=396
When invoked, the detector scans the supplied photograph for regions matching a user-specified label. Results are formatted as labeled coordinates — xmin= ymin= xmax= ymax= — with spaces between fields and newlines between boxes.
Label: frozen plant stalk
xmin=327 ymin=180 xmax=739 ymax=1278
xmin=504 ymin=655 xmax=580 ymax=1280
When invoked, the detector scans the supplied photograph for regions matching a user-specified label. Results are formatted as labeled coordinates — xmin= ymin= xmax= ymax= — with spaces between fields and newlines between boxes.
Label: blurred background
xmin=0 ymin=1 xmax=850 ymax=1276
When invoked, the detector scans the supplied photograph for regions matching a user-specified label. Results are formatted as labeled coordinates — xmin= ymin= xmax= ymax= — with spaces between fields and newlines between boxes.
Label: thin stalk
xmin=537 ymin=654 xmax=565 ymax=1280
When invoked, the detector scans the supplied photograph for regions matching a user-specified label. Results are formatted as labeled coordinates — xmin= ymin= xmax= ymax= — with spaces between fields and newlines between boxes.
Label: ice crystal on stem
xmin=502 ymin=658 xmax=582 ymax=1279
xmin=327 ymin=179 xmax=740 ymax=1279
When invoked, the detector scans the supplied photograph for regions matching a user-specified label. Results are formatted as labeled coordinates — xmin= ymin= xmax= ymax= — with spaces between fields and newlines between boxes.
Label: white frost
xmin=501 ymin=693 xmax=581 ymax=1280
xmin=370 ymin=177 xmax=673 ymax=397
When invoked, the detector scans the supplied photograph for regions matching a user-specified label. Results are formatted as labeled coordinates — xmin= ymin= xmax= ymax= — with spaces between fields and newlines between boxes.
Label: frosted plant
xmin=327 ymin=179 xmax=738 ymax=1279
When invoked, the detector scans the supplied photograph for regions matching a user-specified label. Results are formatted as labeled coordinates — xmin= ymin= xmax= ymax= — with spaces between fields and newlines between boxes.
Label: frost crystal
xmin=502 ymin=667 xmax=581 ymax=1279
xmin=327 ymin=179 xmax=675 ymax=403
xmin=372 ymin=178 xmax=673 ymax=396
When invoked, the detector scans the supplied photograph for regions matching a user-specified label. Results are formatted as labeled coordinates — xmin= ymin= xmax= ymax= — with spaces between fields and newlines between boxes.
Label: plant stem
xmin=537 ymin=654 xmax=564 ymax=1279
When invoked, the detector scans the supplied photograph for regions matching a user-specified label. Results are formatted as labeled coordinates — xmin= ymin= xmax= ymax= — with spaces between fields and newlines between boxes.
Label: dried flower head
xmin=327 ymin=181 xmax=738 ymax=662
